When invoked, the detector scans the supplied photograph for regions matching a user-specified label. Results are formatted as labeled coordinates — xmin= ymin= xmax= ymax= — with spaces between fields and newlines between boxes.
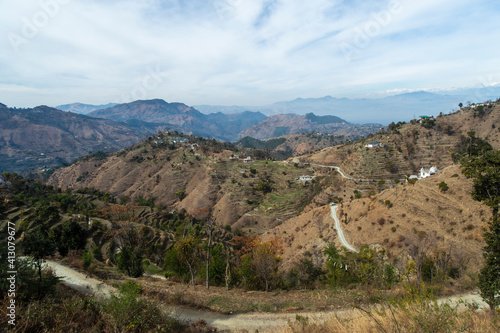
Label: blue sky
xmin=0 ymin=0 xmax=499 ymax=108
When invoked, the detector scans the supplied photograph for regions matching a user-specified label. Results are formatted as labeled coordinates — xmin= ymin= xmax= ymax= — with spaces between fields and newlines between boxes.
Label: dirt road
xmin=43 ymin=260 xmax=116 ymax=299
xmin=43 ymin=260 xmax=489 ymax=332
xmin=330 ymin=203 xmax=358 ymax=253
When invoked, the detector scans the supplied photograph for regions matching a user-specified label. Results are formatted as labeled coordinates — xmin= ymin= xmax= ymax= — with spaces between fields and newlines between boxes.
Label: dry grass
xmin=284 ymin=300 xmax=500 ymax=333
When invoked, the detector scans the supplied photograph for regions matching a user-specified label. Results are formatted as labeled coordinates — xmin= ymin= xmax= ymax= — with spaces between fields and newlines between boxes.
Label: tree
xmin=100 ymin=203 xmax=145 ymax=277
xmin=54 ymin=219 xmax=87 ymax=256
xmin=252 ymin=238 xmax=283 ymax=291
xmin=21 ymin=228 xmax=57 ymax=298
xmin=462 ymin=149 xmax=500 ymax=311
xmin=175 ymin=234 xmax=201 ymax=288
xmin=175 ymin=190 xmax=186 ymax=201
xmin=205 ymin=219 xmax=214 ymax=289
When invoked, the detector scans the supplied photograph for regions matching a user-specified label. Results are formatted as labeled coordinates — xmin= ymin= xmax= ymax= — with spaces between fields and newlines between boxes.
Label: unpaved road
xmin=43 ymin=260 xmax=116 ymax=299
xmin=44 ymin=260 xmax=489 ymax=332
xmin=330 ymin=203 xmax=358 ymax=253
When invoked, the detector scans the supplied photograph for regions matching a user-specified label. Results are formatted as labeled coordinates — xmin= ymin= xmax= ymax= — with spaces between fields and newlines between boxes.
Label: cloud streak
xmin=0 ymin=0 xmax=499 ymax=108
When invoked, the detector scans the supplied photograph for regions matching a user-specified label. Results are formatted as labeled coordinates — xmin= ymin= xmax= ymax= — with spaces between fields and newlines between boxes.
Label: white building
xmin=418 ymin=166 xmax=439 ymax=179
xmin=365 ymin=142 xmax=383 ymax=148
xmin=243 ymin=156 xmax=253 ymax=163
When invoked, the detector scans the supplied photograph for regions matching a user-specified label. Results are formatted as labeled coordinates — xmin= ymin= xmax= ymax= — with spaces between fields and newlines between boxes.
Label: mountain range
xmin=195 ymin=91 xmax=500 ymax=124
xmin=86 ymin=99 xmax=267 ymax=141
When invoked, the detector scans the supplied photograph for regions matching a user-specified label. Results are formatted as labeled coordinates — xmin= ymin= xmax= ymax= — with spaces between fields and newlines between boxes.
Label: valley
xmin=1 ymin=99 xmax=500 ymax=332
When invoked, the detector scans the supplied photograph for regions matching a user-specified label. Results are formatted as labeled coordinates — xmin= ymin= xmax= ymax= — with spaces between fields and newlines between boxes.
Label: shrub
xmin=438 ymin=181 xmax=449 ymax=192
xmin=82 ymin=251 xmax=92 ymax=270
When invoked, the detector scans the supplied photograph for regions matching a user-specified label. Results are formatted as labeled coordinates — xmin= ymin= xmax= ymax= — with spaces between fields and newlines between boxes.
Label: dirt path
xmin=164 ymin=305 xmax=360 ymax=332
xmin=43 ymin=260 xmax=489 ymax=332
xmin=329 ymin=203 xmax=358 ymax=253
xmin=43 ymin=260 xmax=116 ymax=299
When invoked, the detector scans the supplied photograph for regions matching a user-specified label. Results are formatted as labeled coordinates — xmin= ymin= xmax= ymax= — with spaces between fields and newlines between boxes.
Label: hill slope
xmin=301 ymin=101 xmax=500 ymax=181
xmin=0 ymin=104 xmax=147 ymax=173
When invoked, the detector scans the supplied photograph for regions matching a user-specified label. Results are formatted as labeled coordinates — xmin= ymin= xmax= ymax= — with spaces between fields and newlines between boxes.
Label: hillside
xmin=88 ymin=99 xmax=266 ymax=141
xmin=0 ymin=104 xmax=147 ymax=173
xmin=238 ymin=113 xmax=382 ymax=140
xmin=237 ymin=132 xmax=363 ymax=157
xmin=300 ymin=101 xmax=500 ymax=182
xmin=47 ymin=133 xmax=345 ymax=233
xmin=46 ymin=100 xmax=500 ymax=274
xmin=262 ymin=164 xmax=490 ymax=273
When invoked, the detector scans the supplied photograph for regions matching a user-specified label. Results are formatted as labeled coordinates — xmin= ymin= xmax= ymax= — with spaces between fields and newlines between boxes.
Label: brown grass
xmin=284 ymin=301 xmax=500 ymax=333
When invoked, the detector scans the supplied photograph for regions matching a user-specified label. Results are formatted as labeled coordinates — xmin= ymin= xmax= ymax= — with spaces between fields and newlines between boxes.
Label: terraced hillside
xmin=262 ymin=164 xmax=490 ymax=273
xmin=302 ymin=101 xmax=500 ymax=181
xmin=48 ymin=134 xmax=360 ymax=233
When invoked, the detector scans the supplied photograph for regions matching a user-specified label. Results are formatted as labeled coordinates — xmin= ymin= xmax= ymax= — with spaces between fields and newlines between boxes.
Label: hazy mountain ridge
xmin=195 ymin=91 xmax=499 ymax=124
xmin=88 ymin=99 xmax=267 ymax=141
xmin=56 ymin=102 xmax=118 ymax=114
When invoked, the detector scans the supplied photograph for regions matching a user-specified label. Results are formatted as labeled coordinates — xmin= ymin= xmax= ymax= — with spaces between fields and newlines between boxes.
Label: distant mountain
xmin=238 ymin=113 xmax=382 ymax=140
xmin=56 ymin=102 xmax=118 ymax=114
xmin=88 ymin=99 xmax=266 ymax=141
xmin=195 ymin=91 xmax=498 ymax=124
xmin=0 ymin=104 xmax=147 ymax=173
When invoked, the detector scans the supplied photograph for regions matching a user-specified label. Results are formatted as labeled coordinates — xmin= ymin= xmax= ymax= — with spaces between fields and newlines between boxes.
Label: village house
xmin=365 ymin=142 xmax=383 ymax=148
xmin=169 ymin=137 xmax=188 ymax=144
xmin=243 ymin=156 xmax=253 ymax=163
xmin=299 ymin=175 xmax=313 ymax=182
xmin=418 ymin=166 xmax=439 ymax=179
xmin=418 ymin=115 xmax=434 ymax=123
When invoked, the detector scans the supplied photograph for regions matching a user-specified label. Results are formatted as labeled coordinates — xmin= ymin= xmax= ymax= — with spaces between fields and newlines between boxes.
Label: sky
xmin=1 ymin=0 xmax=499 ymax=108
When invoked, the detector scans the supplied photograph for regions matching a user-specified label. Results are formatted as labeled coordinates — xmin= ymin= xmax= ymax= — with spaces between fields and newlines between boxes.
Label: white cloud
xmin=0 ymin=0 xmax=499 ymax=108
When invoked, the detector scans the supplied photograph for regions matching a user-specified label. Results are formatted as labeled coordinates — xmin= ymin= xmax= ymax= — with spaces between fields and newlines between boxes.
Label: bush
xmin=82 ymin=251 xmax=92 ymax=270
xmin=438 ymin=181 xmax=449 ymax=192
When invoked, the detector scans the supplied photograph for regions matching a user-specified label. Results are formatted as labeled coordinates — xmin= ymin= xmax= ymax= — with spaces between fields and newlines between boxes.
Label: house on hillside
xmin=299 ymin=175 xmax=313 ymax=182
xmin=170 ymin=137 xmax=188 ymax=144
xmin=243 ymin=156 xmax=253 ymax=163
xmin=418 ymin=166 xmax=439 ymax=179
xmin=365 ymin=142 xmax=383 ymax=148
xmin=419 ymin=115 xmax=434 ymax=123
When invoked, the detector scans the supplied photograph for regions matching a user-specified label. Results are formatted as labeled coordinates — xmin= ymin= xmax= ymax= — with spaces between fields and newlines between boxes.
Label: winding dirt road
xmin=329 ymin=203 xmax=358 ymax=253
xmin=42 ymin=260 xmax=489 ymax=332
